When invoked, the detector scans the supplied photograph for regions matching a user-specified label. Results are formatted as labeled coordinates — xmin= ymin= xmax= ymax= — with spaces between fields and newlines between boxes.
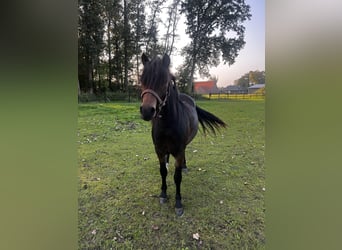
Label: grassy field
xmin=78 ymin=100 xmax=265 ymax=249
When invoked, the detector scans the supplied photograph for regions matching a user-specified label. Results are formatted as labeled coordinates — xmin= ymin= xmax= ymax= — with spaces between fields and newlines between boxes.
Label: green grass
xmin=78 ymin=100 xmax=265 ymax=249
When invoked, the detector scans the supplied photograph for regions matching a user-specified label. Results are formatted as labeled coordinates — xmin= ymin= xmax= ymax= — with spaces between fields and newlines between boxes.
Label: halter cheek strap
xmin=141 ymin=89 xmax=163 ymax=106
xmin=141 ymin=82 xmax=172 ymax=118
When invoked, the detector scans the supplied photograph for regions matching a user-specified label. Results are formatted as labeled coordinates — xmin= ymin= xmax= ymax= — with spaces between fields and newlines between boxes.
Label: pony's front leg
xmin=158 ymin=153 xmax=168 ymax=204
xmin=182 ymin=157 xmax=188 ymax=173
xmin=174 ymin=152 xmax=185 ymax=216
xmin=165 ymin=153 xmax=170 ymax=171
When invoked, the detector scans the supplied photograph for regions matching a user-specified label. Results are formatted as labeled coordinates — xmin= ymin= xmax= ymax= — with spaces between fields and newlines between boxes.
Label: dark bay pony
xmin=140 ymin=53 xmax=226 ymax=216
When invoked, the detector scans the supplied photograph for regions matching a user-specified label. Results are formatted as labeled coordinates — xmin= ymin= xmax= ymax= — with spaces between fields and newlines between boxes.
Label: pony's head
xmin=140 ymin=53 xmax=172 ymax=121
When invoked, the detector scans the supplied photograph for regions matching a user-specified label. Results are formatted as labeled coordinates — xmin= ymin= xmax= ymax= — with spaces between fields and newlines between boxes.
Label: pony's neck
xmin=160 ymin=84 xmax=179 ymax=121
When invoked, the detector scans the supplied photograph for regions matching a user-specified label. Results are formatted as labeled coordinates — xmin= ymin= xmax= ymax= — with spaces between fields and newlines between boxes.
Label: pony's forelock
xmin=141 ymin=56 xmax=170 ymax=90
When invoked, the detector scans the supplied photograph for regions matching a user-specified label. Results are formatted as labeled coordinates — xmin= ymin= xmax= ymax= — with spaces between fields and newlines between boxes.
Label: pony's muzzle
xmin=140 ymin=105 xmax=156 ymax=121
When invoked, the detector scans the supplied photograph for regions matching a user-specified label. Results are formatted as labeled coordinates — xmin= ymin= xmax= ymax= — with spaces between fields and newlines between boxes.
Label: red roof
xmin=194 ymin=80 xmax=218 ymax=94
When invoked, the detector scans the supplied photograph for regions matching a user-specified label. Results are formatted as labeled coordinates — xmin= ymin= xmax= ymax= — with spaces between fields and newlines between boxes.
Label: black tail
xmin=196 ymin=106 xmax=227 ymax=134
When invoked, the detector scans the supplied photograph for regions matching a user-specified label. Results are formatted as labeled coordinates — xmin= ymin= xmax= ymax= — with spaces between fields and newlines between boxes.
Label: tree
xmin=102 ymin=0 xmax=122 ymax=91
xmin=175 ymin=62 xmax=192 ymax=93
xmin=162 ymin=0 xmax=181 ymax=56
xmin=180 ymin=0 xmax=251 ymax=94
xmin=235 ymin=70 xmax=265 ymax=88
xmin=123 ymin=0 xmax=130 ymax=92
xmin=130 ymin=0 xmax=147 ymax=86
xmin=145 ymin=0 xmax=167 ymax=56
xmin=78 ymin=0 xmax=105 ymax=93
xmin=78 ymin=0 xmax=171 ymax=98
xmin=234 ymin=72 xmax=249 ymax=89
xmin=111 ymin=8 xmax=125 ymax=91
xmin=249 ymin=70 xmax=256 ymax=85
xmin=251 ymin=70 xmax=265 ymax=85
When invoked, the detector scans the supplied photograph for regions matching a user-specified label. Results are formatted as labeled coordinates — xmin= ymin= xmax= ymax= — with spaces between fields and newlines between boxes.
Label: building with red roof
xmin=193 ymin=80 xmax=219 ymax=94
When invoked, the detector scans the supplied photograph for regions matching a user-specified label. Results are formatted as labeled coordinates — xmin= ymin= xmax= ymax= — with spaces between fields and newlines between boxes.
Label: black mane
xmin=140 ymin=56 xmax=171 ymax=90
xmin=160 ymin=80 xmax=181 ymax=123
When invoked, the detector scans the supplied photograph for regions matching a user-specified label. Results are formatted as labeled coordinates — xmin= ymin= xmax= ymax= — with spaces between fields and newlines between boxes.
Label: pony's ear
xmin=141 ymin=53 xmax=149 ymax=65
xmin=162 ymin=54 xmax=170 ymax=68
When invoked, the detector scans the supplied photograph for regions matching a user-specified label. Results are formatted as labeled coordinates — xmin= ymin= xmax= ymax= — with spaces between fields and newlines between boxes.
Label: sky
xmin=168 ymin=0 xmax=265 ymax=87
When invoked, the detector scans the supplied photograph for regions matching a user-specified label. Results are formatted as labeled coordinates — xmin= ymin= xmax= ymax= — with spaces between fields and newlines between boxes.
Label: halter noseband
xmin=141 ymin=81 xmax=172 ymax=118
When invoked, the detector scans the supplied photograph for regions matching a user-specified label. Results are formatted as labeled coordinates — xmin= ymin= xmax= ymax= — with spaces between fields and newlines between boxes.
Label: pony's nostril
xmin=140 ymin=106 xmax=156 ymax=121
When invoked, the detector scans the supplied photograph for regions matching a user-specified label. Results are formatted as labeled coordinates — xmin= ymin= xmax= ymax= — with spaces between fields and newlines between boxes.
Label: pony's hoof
xmin=160 ymin=197 xmax=167 ymax=204
xmin=175 ymin=207 xmax=184 ymax=216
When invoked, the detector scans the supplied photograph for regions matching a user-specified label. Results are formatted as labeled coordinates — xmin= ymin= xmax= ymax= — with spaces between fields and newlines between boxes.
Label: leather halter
xmin=141 ymin=81 xmax=172 ymax=118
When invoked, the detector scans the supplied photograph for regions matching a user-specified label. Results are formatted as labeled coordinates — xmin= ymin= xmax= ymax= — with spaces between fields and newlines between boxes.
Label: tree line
xmin=234 ymin=70 xmax=265 ymax=89
xmin=78 ymin=0 xmax=251 ymax=97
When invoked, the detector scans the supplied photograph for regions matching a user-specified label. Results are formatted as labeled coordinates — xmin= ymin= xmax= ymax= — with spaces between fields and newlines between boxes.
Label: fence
xmin=204 ymin=93 xmax=265 ymax=100
xmin=78 ymin=91 xmax=265 ymax=103
xmin=78 ymin=90 xmax=141 ymax=103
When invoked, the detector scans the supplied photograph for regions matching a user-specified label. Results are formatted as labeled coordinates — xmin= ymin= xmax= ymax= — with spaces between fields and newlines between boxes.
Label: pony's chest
xmin=152 ymin=123 xmax=183 ymax=142
xmin=153 ymin=124 xmax=179 ymax=137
